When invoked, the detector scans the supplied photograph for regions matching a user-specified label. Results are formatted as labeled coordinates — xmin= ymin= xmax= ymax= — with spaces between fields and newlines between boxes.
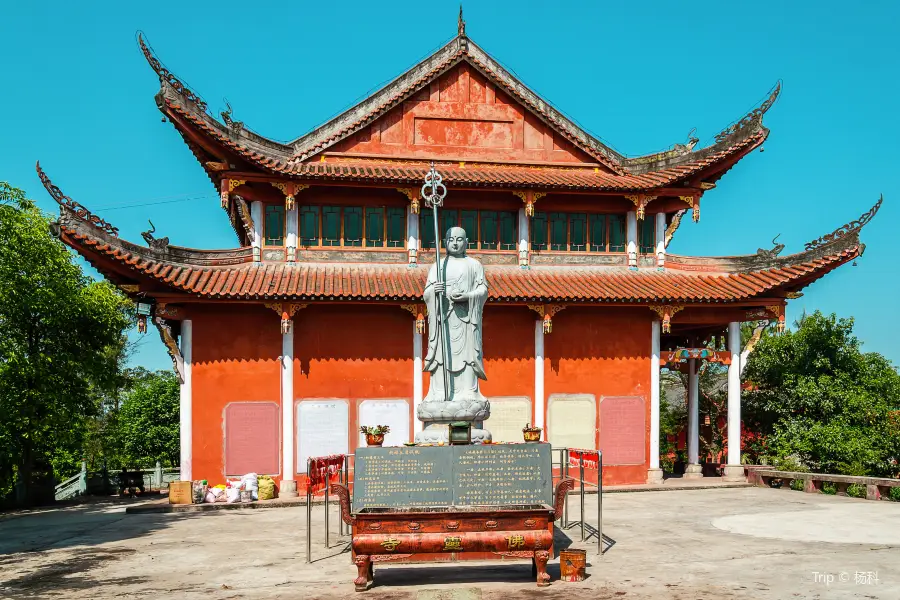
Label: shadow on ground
xmin=0 ymin=548 xmax=145 ymax=599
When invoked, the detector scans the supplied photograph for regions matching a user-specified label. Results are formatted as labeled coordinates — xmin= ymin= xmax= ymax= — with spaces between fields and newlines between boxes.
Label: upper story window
xmin=264 ymin=205 xmax=285 ymax=246
xmin=420 ymin=208 xmax=517 ymax=250
xmin=639 ymin=218 xmax=656 ymax=254
xmin=531 ymin=212 xmax=627 ymax=252
xmin=299 ymin=205 xmax=406 ymax=248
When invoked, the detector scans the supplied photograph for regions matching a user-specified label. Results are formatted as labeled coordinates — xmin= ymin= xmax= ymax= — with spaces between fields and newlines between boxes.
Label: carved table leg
xmin=368 ymin=560 xmax=374 ymax=583
xmin=354 ymin=555 xmax=371 ymax=592
xmin=534 ymin=550 xmax=550 ymax=587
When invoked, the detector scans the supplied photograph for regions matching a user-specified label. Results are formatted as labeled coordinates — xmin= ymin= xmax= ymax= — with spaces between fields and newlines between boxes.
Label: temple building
xmin=38 ymin=21 xmax=880 ymax=492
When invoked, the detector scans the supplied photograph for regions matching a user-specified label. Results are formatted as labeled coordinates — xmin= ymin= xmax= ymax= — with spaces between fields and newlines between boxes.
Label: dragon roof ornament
xmin=138 ymin=33 xmax=208 ymax=113
xmin=714 ymin=81 xmax=781 ymax=144
xmin=804 ymin=195 xmax=882 ymax=251
xmin=35 ymin=162 xmax=119 ymax=238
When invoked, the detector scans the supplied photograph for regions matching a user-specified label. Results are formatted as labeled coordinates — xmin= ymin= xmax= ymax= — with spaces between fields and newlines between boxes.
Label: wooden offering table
xmin=333 ymin=478 xmax=574 ymax=591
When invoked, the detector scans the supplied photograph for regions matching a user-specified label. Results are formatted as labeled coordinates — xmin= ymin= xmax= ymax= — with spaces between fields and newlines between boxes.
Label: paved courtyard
xmin=0 ymin=487 xmax=897 ymax=599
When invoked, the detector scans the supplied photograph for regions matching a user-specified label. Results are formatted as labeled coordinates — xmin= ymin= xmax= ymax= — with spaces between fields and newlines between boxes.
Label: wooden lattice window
xmin=531 ymin=212 xmax=627 ymax=253
xmin=420 ymin=208 xmax=518 ymax=250
xmin=264 ymin=205 xmax=285 ymax=246
xmin=639 ymin=218 xmax=656 ymax=254
xmin=298 ymin=205 xmax=406 ymax=248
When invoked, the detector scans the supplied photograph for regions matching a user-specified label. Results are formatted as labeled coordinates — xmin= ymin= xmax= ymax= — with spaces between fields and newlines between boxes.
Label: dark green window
xmin=420 ymin=208 xmax=436 ymax=250
xmin=499 ymin=211 xmax=517 ymax=250
xmin=569 ymin=213 xmax=587 ymax=251
xmin=639 ymin=217 xmax=656 ymax=254
xmin=609 ymin=214 xmax=626 ymax=252
xmin=532 ymin=212 xmax=548 ymax=250
xmin=589 ymin=214 xmax=607 ymax=251
xmin=322 ymin=207 xmax=341 ymax=246
xmin=300 ymin=206 xmax=319 ymax=246
xmin=343 ymin=207 xmax=363 ymax=247
xmin=386 ymin=208 xmax=405 ymax=248
xmin=365 ymin=208 xmax=384 ymax=247
xmin=479 ymin=211 xmax=498 ymax=249
xmin=264 ymin=205 xmax=285 ymax=246
xmin=460 ymin=210 xmax=478 ymax=248
xmin=549 ymin=212 xmax=567 ymax=251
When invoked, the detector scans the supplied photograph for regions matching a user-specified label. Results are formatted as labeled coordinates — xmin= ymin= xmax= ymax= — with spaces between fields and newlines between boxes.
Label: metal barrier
xmin=306 ymin=454 xmax=354 ymax=563
xmin=553 ymin=447 xmax=604 ymax=556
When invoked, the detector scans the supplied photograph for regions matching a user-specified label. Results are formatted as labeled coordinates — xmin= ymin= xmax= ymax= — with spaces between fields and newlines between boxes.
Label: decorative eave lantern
xmin=136 ymin=301 xmax=152 ymax=334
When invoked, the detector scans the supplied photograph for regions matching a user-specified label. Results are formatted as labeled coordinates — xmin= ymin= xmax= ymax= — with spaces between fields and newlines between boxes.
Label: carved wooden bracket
xmin=234 ymin=196 xmax=254 ymax=241
xmin=513 ymin=190 xmax=546 ymax=217
xmin=649 ymin=304 xmax=685 ymax=334
xmin=271 ymin=182 xmax=309 ymax=210
xmin=400 ymin=303 xmax=427 ymax=334
xmin=527 ymin=304 xmax=566 ymax=334
xmin=661 ymin=348 xmax=732 ymax=369
xmin=678 ymin=194 xmax=701 ymax=223
xmin=397 ymin=188 xmax=420 ymax=214
xmin=664 ymin=209 xmax=686 ymax=248
xmin=624 ymin=194 xmax=657 ymax=220
xmin=155 ymin=302 xmax=184 ymax=320
xmin=767 ymin=305 xmax=786 ymax=333
xmin=153 ymin=316 xmax=184 ymax=383
xmin=264 ymin=302 xmax=308 ymax=334
xmin=220 ymin=178 xmax=247 ymax=209
xmin=331 ymin=483 xmax=355 ymax=525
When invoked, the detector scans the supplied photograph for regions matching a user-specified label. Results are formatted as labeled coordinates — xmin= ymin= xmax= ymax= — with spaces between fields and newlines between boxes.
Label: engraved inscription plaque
xmin=224 ymin=402 xmax=279 ymax=476
xmin=353 ymin=447 xmax=453 ymax=511
xmin=352 ymin=444 xmax=552 ymax=511
xmin=453 ymin=444 xmax=552 ymax=506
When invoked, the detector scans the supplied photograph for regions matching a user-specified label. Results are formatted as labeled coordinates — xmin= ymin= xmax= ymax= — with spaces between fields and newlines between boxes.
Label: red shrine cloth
xmin=568 ymin=449 xmax=600 ymax=470
xmin=307 ymin=454 xmax=345 ymax=494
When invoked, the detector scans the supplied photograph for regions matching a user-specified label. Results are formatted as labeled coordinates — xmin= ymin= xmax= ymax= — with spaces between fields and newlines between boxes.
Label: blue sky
xmin=2 ymin=1 xmax=896 ymax=370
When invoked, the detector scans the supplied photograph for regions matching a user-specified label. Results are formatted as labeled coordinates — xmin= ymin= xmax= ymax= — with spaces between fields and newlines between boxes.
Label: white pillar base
xmin=646 ymin=468 xmax=664 ymax=484
xmin=279 ymin=479 xmax=299 ymax=497
xmin=683 ymin=464 xmax=703 ymax=479
xmin=722 ymin=465 xmax=746 ymax=482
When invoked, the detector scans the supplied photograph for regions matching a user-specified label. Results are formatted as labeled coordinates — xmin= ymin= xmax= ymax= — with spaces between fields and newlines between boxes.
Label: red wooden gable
xmin=329 ymin=63 xmax=599 ymax=168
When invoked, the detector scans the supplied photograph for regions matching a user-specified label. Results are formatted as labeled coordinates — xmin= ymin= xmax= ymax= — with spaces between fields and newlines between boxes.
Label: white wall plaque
xmin=297 ymin=399 xmax=349 ymax=473
xmin=548 ymin=394 xmax=596 ymax=450
xmin=358 ymin=399 xmax=410 ymax=447
xmin=485 ymin=396 xmax=531 ymax=443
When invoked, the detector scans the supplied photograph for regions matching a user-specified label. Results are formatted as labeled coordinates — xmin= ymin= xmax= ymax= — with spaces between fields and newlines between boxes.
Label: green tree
xmin=118 ymin=369 xmax=180 ymax=467
xmin=743 ymin=311 xmax=900 ymax=477
xmin=0 ymin=182 xmax=132 ymax=505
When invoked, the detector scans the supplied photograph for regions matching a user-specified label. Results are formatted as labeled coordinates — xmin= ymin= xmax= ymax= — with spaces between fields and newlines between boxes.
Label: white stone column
xmin=724 ymin=321 xmax=744 ymax=481
xmin=655 ymin=212 xmax=666 ymax=269
xmin=626 ymin=210 xmax=638 ymax=269
xmin=407 ymin=206 xmax=419 ymax=266
xmin=285 ymin=204 xmax=298 ymax=262
xmin=413 ymin=324 xmax=424 ymax=435
xmin=684 ymin=357 xmax=702 ymax=478
xmin=648 ymin=319 xmax=663 ymax=483
xmin=280 ymin=325 xmax=298 ymax=496
xmin=179 ymin=320 xmax=193 ymax=481
xmin=251 ymin=201 xmax=263 ymax=262
xmin=534 ymin=321 xmax=545 ymax=439
xmin=518 ymin=207 xmax=530 ymax=267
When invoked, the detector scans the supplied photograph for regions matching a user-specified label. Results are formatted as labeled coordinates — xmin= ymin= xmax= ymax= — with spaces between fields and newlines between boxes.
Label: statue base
xmin=415 ymin=422 xmax=492 ymax=444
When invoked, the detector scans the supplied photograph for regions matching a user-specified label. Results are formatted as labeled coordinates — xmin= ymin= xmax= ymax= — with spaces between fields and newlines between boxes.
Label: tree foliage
xmin=117 ymin=369 xmax=180 ymax=467
xmin=0 ymin=182 xmax=132 ymax=504
xmin=743 ymin=311 xmax=900 ymax=477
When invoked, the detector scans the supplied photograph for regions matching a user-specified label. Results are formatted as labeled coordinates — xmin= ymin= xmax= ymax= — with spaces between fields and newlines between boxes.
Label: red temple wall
xmin=186 ymin=303 xmax=651 ymax=487
xmin=329 ymin=63 xmax=602 ymax=167
xmin=544 ymin=307 xmax=652 ymax=485
xmin=191 ymin=305 xmax=282 ymax=484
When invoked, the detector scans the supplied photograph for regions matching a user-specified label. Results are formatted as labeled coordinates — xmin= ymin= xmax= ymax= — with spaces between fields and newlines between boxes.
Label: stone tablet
xmin=352 ymin=444 xmax=552 ymax=511
xmin=224 ymin=402 xmax=279 ymax=476
xmin=353 ymin=446 xmax=453 ymax=511
xmin=453 ymin=444 xmax=552 ymax=506
xmin=297 ymin=400 xmax=349 ymax=472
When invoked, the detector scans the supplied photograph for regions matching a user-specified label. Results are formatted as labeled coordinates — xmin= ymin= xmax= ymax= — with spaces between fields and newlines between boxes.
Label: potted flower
xmin=522 ymin=423 xmax=542 ymax=443
xmin=360 ymin=425 xmax=391 ymax=447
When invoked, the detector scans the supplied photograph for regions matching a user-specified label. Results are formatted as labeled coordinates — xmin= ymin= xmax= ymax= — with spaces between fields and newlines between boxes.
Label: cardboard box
xmin=169 ymin=480 xmax=193 ymax=504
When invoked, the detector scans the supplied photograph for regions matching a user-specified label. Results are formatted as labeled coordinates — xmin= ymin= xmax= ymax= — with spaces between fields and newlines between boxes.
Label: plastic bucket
xmin=560 ymin=548 xmax=587 ymax=582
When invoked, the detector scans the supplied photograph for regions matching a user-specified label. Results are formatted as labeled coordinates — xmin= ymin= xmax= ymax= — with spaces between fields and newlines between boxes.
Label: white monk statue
xmin=416 ymin=226 xmax=492 ymax=443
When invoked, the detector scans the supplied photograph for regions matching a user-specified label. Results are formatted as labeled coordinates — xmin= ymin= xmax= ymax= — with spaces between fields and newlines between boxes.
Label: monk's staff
xmin=422 ymin=162 xmax=452 ymax=401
